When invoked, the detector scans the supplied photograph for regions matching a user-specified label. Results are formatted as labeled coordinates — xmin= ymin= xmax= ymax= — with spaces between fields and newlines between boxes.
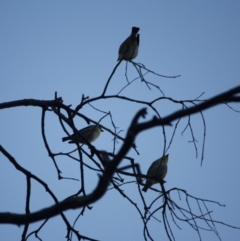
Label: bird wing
xmin=136 ymin=34 xmax=139 ymax=46
xmin=147 ymin=158 xmax=161 ymax=175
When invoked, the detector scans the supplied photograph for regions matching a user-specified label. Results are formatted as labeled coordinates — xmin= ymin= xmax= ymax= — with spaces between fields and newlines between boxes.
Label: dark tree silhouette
xmin=1 ymin=60 xmax=240 ymax=241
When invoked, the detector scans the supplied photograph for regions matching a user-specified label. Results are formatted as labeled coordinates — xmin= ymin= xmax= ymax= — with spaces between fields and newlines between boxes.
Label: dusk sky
xmin=1 ymin=1 xmax=240 ymax=241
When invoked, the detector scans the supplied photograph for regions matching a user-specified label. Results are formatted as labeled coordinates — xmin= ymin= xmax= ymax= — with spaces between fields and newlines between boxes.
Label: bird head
xmin=162 ymin=154 xmax=169 ymax=164
xmin=97 ymin=125 xmax=104 ymax=132
xmin=132 ymin=26 xmax=140 ymax=35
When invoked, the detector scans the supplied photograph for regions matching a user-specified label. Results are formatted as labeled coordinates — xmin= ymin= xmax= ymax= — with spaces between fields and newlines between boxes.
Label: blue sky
xmin=1 ymin=1 xmax=240 ymax=241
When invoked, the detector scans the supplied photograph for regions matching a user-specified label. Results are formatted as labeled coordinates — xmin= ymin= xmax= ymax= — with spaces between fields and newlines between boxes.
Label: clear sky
xmin=1 ymin=1 xmax=240 ymax=241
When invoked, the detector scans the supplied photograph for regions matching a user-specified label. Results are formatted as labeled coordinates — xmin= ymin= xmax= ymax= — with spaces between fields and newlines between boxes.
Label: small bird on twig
xmin=62 ymin=125 xmax=103 ymax=144
xmin=142 ymin=154 xmax=169 ymax=192
xmin=117 ymin=26 xmax=140 ymax=61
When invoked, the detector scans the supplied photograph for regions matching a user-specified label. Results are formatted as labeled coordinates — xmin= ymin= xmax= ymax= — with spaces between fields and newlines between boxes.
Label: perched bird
xmin=117 ymin=26 xmax=140 ymax=61
xmin=62 ymin=125 xmax=103 ymax=144
xmin=142 ymin=154 xmax=169 ymax=192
